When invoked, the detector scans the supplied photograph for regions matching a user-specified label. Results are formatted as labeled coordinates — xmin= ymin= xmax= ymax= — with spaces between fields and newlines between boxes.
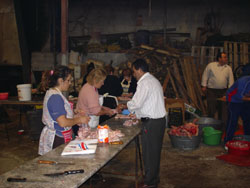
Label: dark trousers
xmin=141 ymin=117 xmax=166 ymax=186
xmin=207 ymin=88 xmax=227 ymax=119
xmin=224 ymin=102 xmax=250 ymax=143
xmin=53 ymin=135 xmax=64 ymax=149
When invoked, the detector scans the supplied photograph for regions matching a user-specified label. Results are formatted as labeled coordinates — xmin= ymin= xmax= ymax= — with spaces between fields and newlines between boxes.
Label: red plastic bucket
xmin=226 ymin=140 xmax=250 ymax=156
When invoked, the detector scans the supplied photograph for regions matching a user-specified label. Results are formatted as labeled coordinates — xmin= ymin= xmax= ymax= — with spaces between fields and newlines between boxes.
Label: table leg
xmin=18 ymin=106 xmax=22 ymax=130
xmin=135 ymin=135 xmax=143 ymax=188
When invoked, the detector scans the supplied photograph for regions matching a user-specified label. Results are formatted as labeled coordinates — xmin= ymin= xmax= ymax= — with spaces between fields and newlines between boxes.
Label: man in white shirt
xmin=201 ymin=52 xmax=234 ymax=118
xmin=127 ymin=59 xmax=166 ymax=188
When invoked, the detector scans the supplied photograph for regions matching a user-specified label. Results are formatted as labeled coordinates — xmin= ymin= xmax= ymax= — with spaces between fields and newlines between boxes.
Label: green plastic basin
xmin=203 ymin=127 xmax=223 ymax=146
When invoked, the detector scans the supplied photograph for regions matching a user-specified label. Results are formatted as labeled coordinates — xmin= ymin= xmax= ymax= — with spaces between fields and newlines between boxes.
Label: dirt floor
xmin=1 ymin=108 xmax=250 ymax=188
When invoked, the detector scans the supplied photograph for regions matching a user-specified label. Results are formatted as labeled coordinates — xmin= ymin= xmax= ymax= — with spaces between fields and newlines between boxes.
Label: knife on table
xmin=44 ymin=169 xmax=84 ymax=177
xmin=37 ymin=160 xmax=74 ymax=165
xmin=7 ymin=177 xmax=48 ymax=183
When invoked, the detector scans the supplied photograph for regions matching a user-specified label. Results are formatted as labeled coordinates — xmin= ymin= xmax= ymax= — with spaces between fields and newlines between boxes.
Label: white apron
xmin=121 ymin=79 xmax=131 ymax=94
xmin=38 ymin=88 xmax=73 ymax=155
xmin=88 ymin=95 xmax=104 ymax=128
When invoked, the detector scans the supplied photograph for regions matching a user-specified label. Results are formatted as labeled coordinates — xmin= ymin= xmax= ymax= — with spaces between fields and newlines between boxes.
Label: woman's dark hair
xmin=43 ymin=66 xmax=72 ymax=88
xmin=105 ymin=65 xmax=114 ymax=74
xmin=132 ymin=58 xmax=149 ymax=72
xmin=122 ymin=68 xmax=132 ymax=77
xmin=87 ymin=62 xmax=95 ymax=73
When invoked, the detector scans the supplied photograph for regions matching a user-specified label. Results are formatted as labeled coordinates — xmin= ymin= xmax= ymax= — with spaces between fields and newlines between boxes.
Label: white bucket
xmin=17 ymin=84 xmax=32 ymax=101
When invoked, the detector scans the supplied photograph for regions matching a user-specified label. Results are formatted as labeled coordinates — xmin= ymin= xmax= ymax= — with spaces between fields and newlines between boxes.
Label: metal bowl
xmin=196 ymin=117 xmax=223 ymax=130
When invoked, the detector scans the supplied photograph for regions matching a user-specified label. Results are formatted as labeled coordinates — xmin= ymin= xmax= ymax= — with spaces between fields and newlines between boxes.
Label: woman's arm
xmin=57 ymin=115 xmax=90 ymax=127
xmin=96 ymin=106 xmax=114 ymax=116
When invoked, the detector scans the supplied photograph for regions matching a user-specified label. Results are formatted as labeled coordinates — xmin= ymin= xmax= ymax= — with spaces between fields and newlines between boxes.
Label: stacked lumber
xmin=224 ymin=41 xmax=250 ymax=71
xmin=124 ymin=45 xmax=207 ymax=115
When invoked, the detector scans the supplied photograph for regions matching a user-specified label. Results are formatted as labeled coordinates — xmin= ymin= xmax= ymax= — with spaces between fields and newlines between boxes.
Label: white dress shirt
xmin=127 ymin=72 xmax=166 ymax=119
xmin=201 ymin=62 xmax=234 ymax=89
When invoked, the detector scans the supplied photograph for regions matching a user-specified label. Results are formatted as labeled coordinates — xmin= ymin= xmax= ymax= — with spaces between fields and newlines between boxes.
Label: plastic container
xmin=98 ymin=125 xmax=109 ymax=143
xmin=17 ymin=84 xmax=32 ymax=101
xmin=168 ymin=132 xmax=202 ymax=150
xmin=203 ymin=127 xmax=223 ymax=146
xmin=226 ymin=140 xmax=250 ymax=156
xmin=0 ymin=92 xmax=8 ymax=100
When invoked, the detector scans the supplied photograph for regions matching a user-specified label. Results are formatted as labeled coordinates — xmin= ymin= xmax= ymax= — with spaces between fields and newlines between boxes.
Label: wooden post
xmin=61 ymin=0 xmax=68 ymax=65
xmin=234 ymin=43 xmax=238 ymax=70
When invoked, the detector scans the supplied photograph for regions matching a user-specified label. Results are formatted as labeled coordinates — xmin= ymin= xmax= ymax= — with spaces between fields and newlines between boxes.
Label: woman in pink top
xmin=77 ymin=68 xmax=116 ymax=127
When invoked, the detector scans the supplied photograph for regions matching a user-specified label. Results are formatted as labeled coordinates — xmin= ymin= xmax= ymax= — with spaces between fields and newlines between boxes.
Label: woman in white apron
xmin=77 ymin=68 xmax=116 ymax=128
xmin=38 ymin=66 xmax=90 ymax=155
xmin=120 ymin=68 xmax=137 ymax=97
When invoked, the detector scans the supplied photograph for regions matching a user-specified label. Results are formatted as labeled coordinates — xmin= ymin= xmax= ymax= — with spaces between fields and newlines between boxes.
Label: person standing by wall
xmin=39 ymin=66 xmax=90 ymax=155
xmin=224 ymin=75 xmax=250 ymax=144
xmin=126 ymin=59 xmax=166 ymax=188
xmin=120 ymin=68 xmax=137 ymax=97
xmin=201 ymin=52 xmax=234 ymax=118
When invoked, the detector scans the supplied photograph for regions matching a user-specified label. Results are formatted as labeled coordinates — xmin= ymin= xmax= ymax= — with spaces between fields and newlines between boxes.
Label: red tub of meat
xmin=0 ymin=92 xmax=8 ymax=100
xmin=226 ymin=140 xmax=250 ymax=156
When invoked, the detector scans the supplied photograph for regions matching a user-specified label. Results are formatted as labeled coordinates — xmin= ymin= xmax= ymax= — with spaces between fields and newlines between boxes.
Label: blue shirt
xmin=226 ymin=76 xmax=250 ymax=103
xmin=47 ymin=94 xmax=66 ymax=136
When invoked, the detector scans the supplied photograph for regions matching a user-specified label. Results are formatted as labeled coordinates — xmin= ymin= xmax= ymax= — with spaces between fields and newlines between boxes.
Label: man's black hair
xmin=216 ymin=51 xmax=226 ymax=61
xmin=132 ymin=59 xmax=149 ymax=72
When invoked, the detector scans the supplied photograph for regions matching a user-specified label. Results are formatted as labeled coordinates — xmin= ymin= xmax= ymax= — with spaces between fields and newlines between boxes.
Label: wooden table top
xmin=0 ymin=118 xmax=142 ymax=188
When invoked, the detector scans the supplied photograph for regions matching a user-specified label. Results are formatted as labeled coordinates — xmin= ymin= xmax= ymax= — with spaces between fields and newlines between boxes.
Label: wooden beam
xmin=140 ymin=44 xmax=180 ymax=58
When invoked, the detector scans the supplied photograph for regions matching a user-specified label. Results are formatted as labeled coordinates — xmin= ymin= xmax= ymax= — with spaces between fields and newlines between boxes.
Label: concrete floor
xmin=1 ymin=108 xmax=250 ymax=188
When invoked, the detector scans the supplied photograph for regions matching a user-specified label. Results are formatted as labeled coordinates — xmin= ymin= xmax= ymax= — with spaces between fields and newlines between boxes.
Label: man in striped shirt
xmin=127 ymin=59 xmax=167 ymax=188
xmin=224 ymin=76 xmax=250 ymax=143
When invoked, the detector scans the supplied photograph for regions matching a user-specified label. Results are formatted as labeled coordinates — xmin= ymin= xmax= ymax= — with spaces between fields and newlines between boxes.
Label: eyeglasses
xmin=64 ymin=79 xmax=72 ymax=83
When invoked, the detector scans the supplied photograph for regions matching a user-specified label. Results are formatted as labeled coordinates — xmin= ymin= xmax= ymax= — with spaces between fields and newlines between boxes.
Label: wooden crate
xmin=191 ymin=46 xmax=223 ymax=65
xmin=224 ymin=41 xmax=250 ymax=71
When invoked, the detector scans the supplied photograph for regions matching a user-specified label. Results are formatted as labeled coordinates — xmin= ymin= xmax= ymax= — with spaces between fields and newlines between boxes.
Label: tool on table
xmin=7 ymin=177 xmax=48 ymax=183
xmin=109 ymin=141 xmax=123 ymax=145
xmin=37 ymin=160 xmax=74 ymax=165
xmin=44 ymin=169 xmax=84 ymax=177
xmin=88 ymin=141 xmax=123 ymax=145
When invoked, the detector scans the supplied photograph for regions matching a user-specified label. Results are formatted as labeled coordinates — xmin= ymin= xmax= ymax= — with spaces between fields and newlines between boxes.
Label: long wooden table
xmin=0 ymin=118 xmax=142 ymax=188
xmin=0 ymin=98 xmax=44 ymax=134
xmin=0 ymin=99 xmax=43 ymax=105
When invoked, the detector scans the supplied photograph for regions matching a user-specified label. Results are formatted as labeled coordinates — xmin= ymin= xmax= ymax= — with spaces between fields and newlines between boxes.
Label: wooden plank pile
xmin=125 ymin=45 xmax=207 ymax=115
xmin=224 ymin=41 xmax=250 ymax=71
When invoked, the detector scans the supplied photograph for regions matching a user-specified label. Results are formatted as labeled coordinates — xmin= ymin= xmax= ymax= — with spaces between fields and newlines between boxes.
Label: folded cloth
xmin=216 ymin=154 xmax=250 ymax=166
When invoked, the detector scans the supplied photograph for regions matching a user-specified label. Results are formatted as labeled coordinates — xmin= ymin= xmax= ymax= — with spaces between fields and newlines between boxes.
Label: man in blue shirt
xmin=224 ymin=76 xmax=250 ymax=143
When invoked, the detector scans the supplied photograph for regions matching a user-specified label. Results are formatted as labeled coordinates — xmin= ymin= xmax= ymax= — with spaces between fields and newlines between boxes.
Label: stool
xmin=165 ymin=98 xmax=185 ymax=123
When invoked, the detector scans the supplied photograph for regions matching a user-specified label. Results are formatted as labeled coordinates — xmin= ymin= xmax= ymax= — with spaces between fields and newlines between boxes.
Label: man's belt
xmin=141 ymin=117 xmax=150 ymax=122
xmin=141 ymin=117 xmax=165 ymax=122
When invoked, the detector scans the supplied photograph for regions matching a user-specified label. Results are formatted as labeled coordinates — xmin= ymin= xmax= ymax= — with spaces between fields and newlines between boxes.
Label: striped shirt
xmin=201 ymin=62 xmax=234 ymax=89
xmin=127 ymin=72 xmax=166 ymax=119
